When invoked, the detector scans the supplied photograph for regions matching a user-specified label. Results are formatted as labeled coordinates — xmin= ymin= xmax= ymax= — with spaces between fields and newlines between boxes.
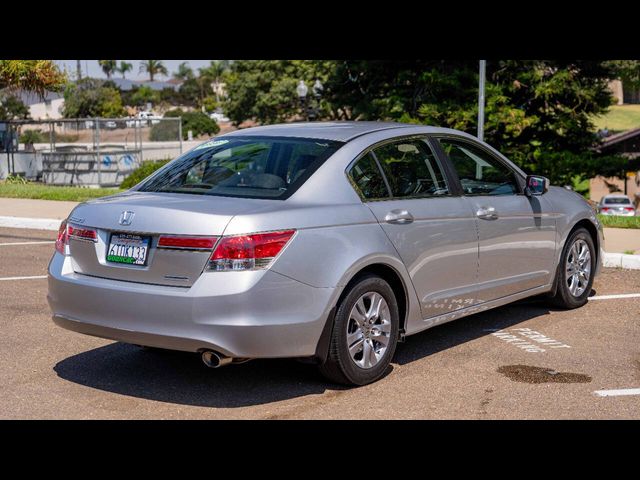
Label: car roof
xmin=603 ymin=194 xmax=631 ymax=199
xmin=218 ymin=121 xmax=465 ymax=143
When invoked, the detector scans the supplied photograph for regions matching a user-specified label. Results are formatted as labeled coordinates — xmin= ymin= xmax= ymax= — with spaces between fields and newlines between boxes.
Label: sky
xmin=55 ymin=60 xmax=214 ymax=81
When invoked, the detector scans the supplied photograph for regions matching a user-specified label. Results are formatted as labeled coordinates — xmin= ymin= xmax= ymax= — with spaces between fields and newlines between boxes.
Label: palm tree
xmin=139 ymin=60 xmax=168 ymax=82
xmin=98 ymin=60 xmax=117 ymax=79
xmin=173 ymin=61 xmax=194 ymax=81
xmin=199 ymin=60 xmax=230 ymax=102
xmin=118 ymin=61 xmax=133 ymax=79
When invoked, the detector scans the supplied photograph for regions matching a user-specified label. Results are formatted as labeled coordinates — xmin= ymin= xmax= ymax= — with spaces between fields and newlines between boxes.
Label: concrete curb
xmin=1 ymin=214 xmax=639 ymax=270
xmin=0 ymin=216 xmax=61 ymax=231
xmin=603 ymin=252 xmax=640 ymax=270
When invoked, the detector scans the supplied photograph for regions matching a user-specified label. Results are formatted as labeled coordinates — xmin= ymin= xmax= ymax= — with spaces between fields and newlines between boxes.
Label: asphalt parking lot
xmin=1 ymin=225 xmax=639 ymax=419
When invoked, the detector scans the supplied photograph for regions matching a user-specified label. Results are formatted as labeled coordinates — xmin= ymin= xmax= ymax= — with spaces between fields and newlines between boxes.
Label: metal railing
xmin=1 ymin=117 xmax=183 ymax=186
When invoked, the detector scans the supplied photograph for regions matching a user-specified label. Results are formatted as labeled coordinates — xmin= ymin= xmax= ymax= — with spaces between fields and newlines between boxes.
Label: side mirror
xmin=525 ymin=175 xmax=549 ymax=196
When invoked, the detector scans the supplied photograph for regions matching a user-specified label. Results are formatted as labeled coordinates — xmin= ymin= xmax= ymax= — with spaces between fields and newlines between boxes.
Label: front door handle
xmin=385 ymin=209 xmax=414 ymax=224
xmin=476 ymin=206 xmax=498 ymax=220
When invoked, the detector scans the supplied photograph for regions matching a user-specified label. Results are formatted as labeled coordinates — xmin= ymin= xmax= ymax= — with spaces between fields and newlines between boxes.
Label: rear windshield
xmin=604 ymin=197 xmax=631 ymax=205
xmin=138 ymin=136 xmax=343 ymax=199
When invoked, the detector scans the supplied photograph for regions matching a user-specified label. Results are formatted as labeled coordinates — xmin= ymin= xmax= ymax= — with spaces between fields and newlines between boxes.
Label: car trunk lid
xmin=66 ymin=191 xmax=272 ymax=287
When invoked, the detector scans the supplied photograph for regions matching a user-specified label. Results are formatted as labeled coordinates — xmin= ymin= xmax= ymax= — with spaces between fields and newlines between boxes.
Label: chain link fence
xmin=0 ymin=117 xmax=184 ymax=186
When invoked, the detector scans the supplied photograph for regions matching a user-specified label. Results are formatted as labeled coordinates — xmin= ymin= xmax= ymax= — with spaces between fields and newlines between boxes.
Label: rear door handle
xmin=385 ymin=209 xmax=414 ymax=224
xmin=476 ymin=206 xmax=498 ymax=220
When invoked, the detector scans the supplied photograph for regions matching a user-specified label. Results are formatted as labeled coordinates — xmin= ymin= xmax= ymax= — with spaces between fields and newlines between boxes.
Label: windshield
xmin=138 ymin=136 xmax=343 ymax=199
xmin=603 ymin=197 xmax=631 ymax=205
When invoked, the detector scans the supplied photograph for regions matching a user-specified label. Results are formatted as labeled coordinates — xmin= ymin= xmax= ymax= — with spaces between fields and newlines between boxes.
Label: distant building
xmin=1 ymin=89 xmax=64 ymax=120
xmin=590 ymin=128 xmax=640 ymax=202
xmin=608 ymin=79 xmax=640 ymax=105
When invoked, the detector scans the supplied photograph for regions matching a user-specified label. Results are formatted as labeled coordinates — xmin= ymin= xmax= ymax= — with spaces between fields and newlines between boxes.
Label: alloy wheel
xmin=346 ymin=292 xmax=392 ymax=369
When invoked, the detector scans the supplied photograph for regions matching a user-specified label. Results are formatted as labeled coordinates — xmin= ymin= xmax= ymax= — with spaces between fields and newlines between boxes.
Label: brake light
xmin=158 ymin=235 xmax=217 ymax=250
xmin=55 ymin=220 xmax=68 ymax=255
xmin=208 ymin=230 xmax=296 ymax=271
xmin=601 ymin=207 xmax=610 ymax=212
xmin=67 ymin=225 xmax=97 ymax=242
xmin=623 ymin=207 xmax=635 ymax=212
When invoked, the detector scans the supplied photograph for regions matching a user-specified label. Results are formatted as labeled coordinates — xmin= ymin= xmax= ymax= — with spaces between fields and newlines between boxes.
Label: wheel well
xmin=342 ymin=264 xmax=408 ymax=334
xmin=571 ymin=219 xmax=599 ymax=264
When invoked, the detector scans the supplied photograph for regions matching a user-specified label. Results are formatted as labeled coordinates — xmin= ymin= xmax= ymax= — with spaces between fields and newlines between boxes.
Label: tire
xmin=549 ymin=227 xmax=595 ymax=309
xmin=318 ymin=274 xmax=399 ymax=386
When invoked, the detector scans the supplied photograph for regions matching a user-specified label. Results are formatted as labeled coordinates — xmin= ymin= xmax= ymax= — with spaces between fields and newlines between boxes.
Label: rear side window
xmin=348 ymin=153 xmax=390 ymax=200
xmin=373 ymin=139 xmax=449 ymax=198
xmin=438 ymin=139 xmax=519 ymax=195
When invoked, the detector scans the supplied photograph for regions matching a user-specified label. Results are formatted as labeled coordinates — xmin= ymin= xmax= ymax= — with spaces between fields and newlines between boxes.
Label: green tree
xmin=224 ymin=60 xmax=334 ymax=124
xmin=117 ymin=61 xmax=133 ymax=79
xmin=61 ymin=78 xmax=126 ymax=118
xmin=173 ymin=62 xmax=194 ymax=81
xmin=604 ymin=60 xmax=640 ymax=89
xmin=0 ymin=60 xmax=66 ymax=97
xmin=163 ymin=108 xmax=219 ymax=139
xmin=139 ymin=60 xmax=168 ymax=82
xmin=98 ymin=60 xmax=117 ymax=79
xmin=0 ymin=94 xmax=30 ymax=120
xmin=131 ymin=85 xmax=160 ymax=107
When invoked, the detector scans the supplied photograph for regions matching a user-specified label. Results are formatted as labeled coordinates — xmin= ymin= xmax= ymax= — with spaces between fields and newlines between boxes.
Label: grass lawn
xmin=593 ymin=104 xmax=640 ymax=133
xmin=0 ymin=182 xmax=122 ymax=202
xmin=598 ymin=214 xmax=640 ymax=229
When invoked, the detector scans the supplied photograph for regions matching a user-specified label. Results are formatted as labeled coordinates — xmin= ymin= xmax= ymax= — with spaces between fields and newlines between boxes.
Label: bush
xmin=150 ymin=121 xmax=180 ymax=141
xmin=120 ymin=159 xmax=171 ymax=189
xmin=4 ymin=174 xmax=29 ymax=185
xmin=20 ymin=129 xmax=47 ymax=144
xmin=162 ymin=108 xmax=219 ymax=140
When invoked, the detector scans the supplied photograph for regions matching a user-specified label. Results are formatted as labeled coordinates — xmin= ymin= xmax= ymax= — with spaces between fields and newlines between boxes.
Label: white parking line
xmin=0 ymin=275 xmax=47 ymax=281
xmin=594 ymin=388 xmax=640 ymax=397
xmin=589 ymin=293 xmax=640 ymax=301
xmin=0 ymin=241 xmax=55 ymax=246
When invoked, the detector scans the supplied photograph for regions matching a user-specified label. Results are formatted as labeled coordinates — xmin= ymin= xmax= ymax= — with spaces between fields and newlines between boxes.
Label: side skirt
xmin=406 ymin=284 xmax=553 ymax=336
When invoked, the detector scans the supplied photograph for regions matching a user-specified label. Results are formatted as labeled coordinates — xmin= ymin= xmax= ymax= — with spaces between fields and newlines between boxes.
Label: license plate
xmin=107 ymin=233 xmax=150 ymax=266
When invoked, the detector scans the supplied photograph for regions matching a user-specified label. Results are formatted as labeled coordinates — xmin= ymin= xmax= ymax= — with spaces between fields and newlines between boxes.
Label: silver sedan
xmin=48 ymin=122 xmax=603 ymax=385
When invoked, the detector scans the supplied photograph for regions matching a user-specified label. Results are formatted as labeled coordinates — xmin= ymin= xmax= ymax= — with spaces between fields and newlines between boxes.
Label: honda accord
xmin=48 ymin=122 xmax=603 ymax=385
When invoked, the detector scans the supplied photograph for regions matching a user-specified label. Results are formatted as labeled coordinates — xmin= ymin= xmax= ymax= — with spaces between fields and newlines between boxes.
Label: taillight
xmin=55 ymin=220 xmax=68 ymax=255
xmin=67 ymin=225 xmax=97 ymax=242
xmin=158 ymin=235 xmax=217 ymax=250
xmin=623 ymin=207 xmax=635 ymax=212
xmin=208 ymin=230 xmax=296 ymax=271
xmin=601 ymin=207 xmax=610 ymax=212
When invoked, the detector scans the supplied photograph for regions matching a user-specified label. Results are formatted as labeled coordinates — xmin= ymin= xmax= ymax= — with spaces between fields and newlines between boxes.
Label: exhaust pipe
xmin=201 ymin=350 xmax=233 ymax=368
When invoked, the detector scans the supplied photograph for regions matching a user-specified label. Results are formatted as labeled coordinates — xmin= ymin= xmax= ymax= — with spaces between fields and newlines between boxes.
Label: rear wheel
xmin=549 ymin=227 xmax=595 ymax=309
xmin=319 ymin=274 xmax=399 ymax=386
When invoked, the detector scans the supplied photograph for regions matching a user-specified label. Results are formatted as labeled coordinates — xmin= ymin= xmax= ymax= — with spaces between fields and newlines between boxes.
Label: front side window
xmin=139 ymin=136 xmax=343 ymax=199
xmin=438 ymin=138 xmax=519 ymax=195
xmin=348 ymin=153 xmax=390 ymax=200
xmin=373 ymin=139 xmax=449 ymax=198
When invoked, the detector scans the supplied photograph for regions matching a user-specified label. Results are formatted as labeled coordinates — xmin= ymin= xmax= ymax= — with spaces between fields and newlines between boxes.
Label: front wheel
xmin=319 ymin=274 xmax=399 ymax=386
xmin=549 ymin=227 xmax=595 ymax=309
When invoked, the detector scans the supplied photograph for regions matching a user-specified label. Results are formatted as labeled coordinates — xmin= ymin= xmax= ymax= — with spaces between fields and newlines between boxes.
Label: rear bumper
xmin=47 ymin=253 xmax=336 ymax=358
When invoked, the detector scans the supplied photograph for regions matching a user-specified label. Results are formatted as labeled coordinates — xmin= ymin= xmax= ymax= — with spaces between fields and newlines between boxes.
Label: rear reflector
xmin=208 ymin=230 xmax=295 ymax=271
xmin=67 ymin=225 xmax=97 ymax=242
xmin=158 ymin=235 xmax=218 ymax=250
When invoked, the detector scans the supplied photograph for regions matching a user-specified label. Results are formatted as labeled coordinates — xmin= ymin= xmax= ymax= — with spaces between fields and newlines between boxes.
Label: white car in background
xmin=598 ymin=194 xmax=637 ymax=216
xmin=126 ymin=111 xmax=161 ymax=128
xmin=210 ymin=111 xmax=230 ymax=122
